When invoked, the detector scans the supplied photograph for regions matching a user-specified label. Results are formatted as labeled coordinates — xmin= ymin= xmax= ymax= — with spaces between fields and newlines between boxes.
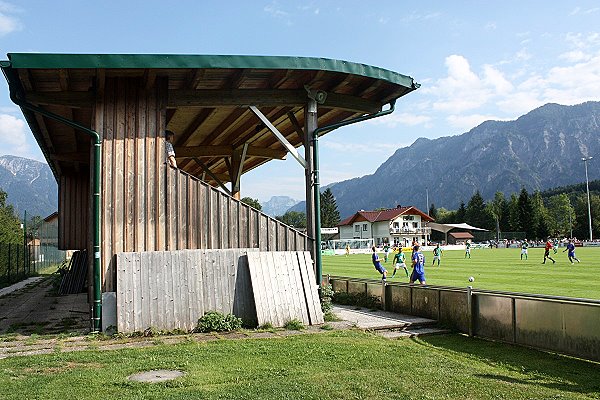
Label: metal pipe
xmin=310 ymin=101 xmax=397 ymax=285
xmin=582 ymin=156 xmax=594 ymax=241
xmin=2 ymin=62 xmax=103 ymax=332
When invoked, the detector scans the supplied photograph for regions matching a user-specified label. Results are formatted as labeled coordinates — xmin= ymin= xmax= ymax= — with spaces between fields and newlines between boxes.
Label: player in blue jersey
xmin=410 ymin=245 xmax=426 ymax=285
xmin=563 ymin=239 xmax=581 ymax=264
xmin=371 ymin=246 xmax=387 ymax=282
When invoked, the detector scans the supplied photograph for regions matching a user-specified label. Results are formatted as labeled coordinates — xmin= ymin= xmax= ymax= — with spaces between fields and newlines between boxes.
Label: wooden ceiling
xmin=3 ymin=54 xmax=419 ymax=187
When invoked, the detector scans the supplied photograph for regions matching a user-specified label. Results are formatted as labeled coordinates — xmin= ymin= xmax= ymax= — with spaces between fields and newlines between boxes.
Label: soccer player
xmin=432 ymin=243 xmax=443 ymax=266
xmin=410 ymin=245 xmax=426 ymax=285
xmin=371 ymin=246 xmax=387 ymax=282
xmin=553 ymin=238 xmax=559 ymax=254
xmin=391 ymin=247 xmax=409 ymax=277
xmin=543 ymin=238 xmax=556 ymax=264
xmin=563 ymin=239 xmax=581 ymax=264
xmin=465 ymin=240 xmax=471 ymax=259
xmin=520 ymin=239 xmax=529 ymax=260
xmin=383 ymin=243 xmax=391 ymax=262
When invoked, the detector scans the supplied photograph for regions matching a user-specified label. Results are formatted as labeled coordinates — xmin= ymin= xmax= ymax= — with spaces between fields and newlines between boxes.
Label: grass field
xmin=1 ymin=331 xmax=599 ymax=399
xmin=323 ymin=247 xmax=600 ymax=300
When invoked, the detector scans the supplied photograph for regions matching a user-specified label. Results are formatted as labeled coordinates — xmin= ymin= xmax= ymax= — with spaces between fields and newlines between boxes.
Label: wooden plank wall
xmin=94 ymin=77 xmax=312 ymax=292
xmin=95 ymin=77 xmax=168 ymax=291
xmin=116 ymin=248 xmax=258 ymax=333
xmin=165 ymin=167 xmax=312 ymax=253
xmin=246 ymin=251 xmax=324 ymax=327
xmin=58 ymin=173 xmax=89 ymax=250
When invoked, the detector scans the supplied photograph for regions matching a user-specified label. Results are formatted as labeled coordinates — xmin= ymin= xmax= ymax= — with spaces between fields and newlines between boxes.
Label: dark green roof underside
xmin=5 ymin=53 xmax=419 ymax=89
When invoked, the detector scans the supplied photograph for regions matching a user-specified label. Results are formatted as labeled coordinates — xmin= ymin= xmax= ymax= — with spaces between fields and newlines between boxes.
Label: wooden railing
xmin=164 ymin=166 xmax=312 ymax=252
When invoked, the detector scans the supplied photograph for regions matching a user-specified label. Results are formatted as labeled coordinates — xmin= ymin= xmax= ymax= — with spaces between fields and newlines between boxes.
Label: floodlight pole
xmin=582 ymin=156 xmax=594 ymax=241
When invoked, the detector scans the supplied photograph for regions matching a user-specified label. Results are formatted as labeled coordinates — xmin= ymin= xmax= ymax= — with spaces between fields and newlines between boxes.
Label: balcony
xmin=389 ymin=227 xmax=431 ymax=235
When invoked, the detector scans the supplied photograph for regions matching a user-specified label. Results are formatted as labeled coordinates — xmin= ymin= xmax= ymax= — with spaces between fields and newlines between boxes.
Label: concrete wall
xmin=328 ymin=276 xmax=600 ymax=362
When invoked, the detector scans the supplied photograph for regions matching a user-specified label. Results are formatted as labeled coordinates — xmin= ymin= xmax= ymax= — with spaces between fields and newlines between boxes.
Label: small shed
xmin=448 ymin=231 xmax=474 ymax=244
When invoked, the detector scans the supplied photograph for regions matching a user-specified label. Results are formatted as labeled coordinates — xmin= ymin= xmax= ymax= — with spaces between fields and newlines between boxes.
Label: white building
xmin=338 ymin=205 xmax=434 ymax=247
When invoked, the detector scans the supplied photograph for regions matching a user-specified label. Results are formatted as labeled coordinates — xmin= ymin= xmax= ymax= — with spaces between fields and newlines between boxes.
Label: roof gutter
xmin=311 ymin=100 xmax=397 ymax=285
xmin=1 ymin=60 xmax=103 ymax=333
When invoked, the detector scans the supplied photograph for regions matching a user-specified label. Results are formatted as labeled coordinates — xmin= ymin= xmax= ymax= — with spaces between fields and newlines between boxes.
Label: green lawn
xmin=323 ymin=247 xmax=600 ymax=300
xmin=1 ymin=331 xmax=599 ymax=399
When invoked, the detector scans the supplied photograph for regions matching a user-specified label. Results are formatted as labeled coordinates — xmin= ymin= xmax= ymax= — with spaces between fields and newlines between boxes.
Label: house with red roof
xmin=338 ymin=205 xmax=435 ymax=247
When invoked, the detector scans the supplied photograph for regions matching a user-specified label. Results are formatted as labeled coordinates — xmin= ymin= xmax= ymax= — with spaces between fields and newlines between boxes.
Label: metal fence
xmin=0 ymin=243 xmax=67 ymax=288
xmin=0 ymin=243 xmax=33 ymax=287
xmin=328 ymin=275 xmax=600 ymax=362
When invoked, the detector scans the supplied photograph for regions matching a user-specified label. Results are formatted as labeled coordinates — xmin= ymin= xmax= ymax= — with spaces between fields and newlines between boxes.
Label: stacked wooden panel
xmin=246 ymin=251 xmax=323 ymax=327
xmin=116 ymin=248 xmax=258 ymax=333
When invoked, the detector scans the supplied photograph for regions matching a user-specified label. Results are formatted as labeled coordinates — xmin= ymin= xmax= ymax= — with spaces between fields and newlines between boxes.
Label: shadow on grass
xmin=417 ymin=334 xmax=600 ymax=397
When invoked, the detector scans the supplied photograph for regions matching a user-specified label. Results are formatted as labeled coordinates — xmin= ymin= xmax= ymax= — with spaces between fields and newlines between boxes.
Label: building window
xmin=363 ymin=224 xmax=368 ymax=231
xmin=412 ymin=222 xmax=418 ymax=229
xmin=393 ymin=222 xmax=399 ymax=229
xmin=355 ymin=225 xmax=360 ymax=232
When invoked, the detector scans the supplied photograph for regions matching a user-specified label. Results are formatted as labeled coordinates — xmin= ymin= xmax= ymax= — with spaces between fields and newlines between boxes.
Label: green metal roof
xmin=4 ymin=53 xmax=419 ymax=89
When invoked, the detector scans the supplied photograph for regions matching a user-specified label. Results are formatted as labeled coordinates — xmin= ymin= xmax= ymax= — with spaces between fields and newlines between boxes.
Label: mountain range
xmin=2 ymin=102 xmax=599 ymax=222
xmin=260 ymin=196 xmax=298 ymax=217
xmin=290 ymin=101 xmax=600 ymax=219
xmin=0 ymin=155 xmax=58 ymax=218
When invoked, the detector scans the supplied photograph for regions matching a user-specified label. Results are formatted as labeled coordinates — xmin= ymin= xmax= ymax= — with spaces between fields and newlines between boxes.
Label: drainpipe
xmin=1 ymin=62 xmax=103 ymax=332
xmin=312 ymin=101 xmax=396 ymax=285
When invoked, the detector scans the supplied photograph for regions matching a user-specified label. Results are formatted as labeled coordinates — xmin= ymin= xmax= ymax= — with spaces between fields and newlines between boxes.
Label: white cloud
xmin=428 ymin=55 xmax=495 ymax=113
xmin=446 ymin=114 xmax=506 ymax=130
xmin=560 ymin=50 xmax=590 ymax=62
xmin=569 ymin=7 xmax=581 ymax=16
xmin=482 ymin=65 xmax=514 ymax=95
xmin=0 ymin=114 xmax=31 ymax=156
xmin=485 ymin=22 xmax=496 ymax=30
xmin=368 ymin=112 xmax=432 ymax=128
xmin=322 ymin=140 xmax=406 ymax=154
xmin=264 ymin=1 xmax=292 ymax=25
xmin=0 ymin=1 xmax=21 ymax=36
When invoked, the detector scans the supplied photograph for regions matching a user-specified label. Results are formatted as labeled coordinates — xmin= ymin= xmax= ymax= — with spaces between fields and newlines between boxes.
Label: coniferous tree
xmin=428 ymin=203 xmax=438 ymax=220
xmin=456 ymin=201 xmax=466 ymax=222
xmin=517 ymin=188 xmax=534 ymax=238
xmin=465 ymin=191 xmax=486 ymax=227
xmin=508 ymin=193 xmax=520 ymax=232
xmin=320 ymin=188 xmax=340 ymax=227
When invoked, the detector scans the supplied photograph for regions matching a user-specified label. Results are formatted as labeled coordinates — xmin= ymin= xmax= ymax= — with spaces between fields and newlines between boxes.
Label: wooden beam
xmin=49 ymin=152 xmax=89 ymax=163
xmin=25 ymin=91 xmax=94 ymax=108
xmin=287 ymin=111 xmax=305 ymax=146
xmin=191 ymin=157 xmax=232 ymax=195
xmin=169 ymin=89 xmax=381 ymax=114
xmin=175 ymin=145 xmax=286 ymax=159
xmin=169 ymin=89 xmax=306 ymax=107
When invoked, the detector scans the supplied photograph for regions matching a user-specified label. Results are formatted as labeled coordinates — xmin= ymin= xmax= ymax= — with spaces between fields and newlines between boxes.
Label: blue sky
xmin=1 ymin=1 xmax=599 ymax=202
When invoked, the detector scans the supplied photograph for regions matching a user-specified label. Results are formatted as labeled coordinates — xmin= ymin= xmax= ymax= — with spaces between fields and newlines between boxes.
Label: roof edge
xmin=5 ymin=53 xmax=419 ymax=89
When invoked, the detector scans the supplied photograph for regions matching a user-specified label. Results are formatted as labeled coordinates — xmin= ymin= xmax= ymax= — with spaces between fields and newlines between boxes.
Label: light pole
xmin=582 ymin=156 xmax=594 ymax=241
